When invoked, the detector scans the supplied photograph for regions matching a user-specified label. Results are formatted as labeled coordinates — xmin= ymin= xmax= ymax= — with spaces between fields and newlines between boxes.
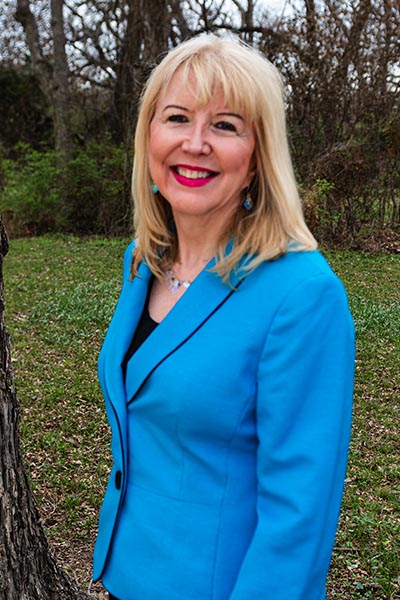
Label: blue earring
xmin=243 ymin=187 xmax=253 ymax=211
xmin=152 ymin=183 xmax=159 ymax=194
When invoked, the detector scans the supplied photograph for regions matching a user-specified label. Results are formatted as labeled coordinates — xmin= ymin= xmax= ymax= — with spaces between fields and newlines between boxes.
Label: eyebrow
xmin=162 ymin=105 xmax=244 ymax=121
xmin=163 ymin=104 xmax=189 ymax=112
xmin=217 ymin=111 xmax=244 ymax=121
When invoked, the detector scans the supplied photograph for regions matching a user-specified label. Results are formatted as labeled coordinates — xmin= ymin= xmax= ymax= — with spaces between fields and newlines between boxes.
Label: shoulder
xmin=123 ymin=239 xmax=137 ymax=261
xmin=242 ymin=249 xmax=350 ymax=314
xmin=250 ymin=249 xmax=341 ymax=288
xmin=266 ymin=249 xmax=336 ymax=279
xmin=122 ymin=239 xmax=137 ymax=277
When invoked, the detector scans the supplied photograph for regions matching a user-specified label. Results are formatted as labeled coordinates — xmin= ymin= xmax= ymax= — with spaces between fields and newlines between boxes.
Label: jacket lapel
xmin=125 ymin=258 xmax=243 ymax=404
xmin=100 ymin=257 xmax=153 ymax=413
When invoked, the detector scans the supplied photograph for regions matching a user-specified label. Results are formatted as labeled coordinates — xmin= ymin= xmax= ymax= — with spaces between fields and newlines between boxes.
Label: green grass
xmin=324 ymin=250 xmax=400 ymax=600
xmin=3 ymin=237 xmax=400 ymax=598
xmin=3 ymin=235 xmax=128 ymax=589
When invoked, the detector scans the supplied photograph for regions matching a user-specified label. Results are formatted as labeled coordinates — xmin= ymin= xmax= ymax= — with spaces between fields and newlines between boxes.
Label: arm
xmin=230 ymin=273 xmax=355 ymax=600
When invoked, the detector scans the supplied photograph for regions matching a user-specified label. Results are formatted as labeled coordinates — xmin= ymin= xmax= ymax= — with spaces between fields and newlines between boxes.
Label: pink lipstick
xmin=171 ymin=164 xmax=218 ymax=188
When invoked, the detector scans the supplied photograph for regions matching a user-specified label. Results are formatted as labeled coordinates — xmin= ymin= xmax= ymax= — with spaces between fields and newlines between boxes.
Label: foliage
xmin=64 ymin=141 xmax=131 ymax=236
xmin=2 ymin=236 xmax=400 ymax=598
xmin=0 ymin=142 xmax=131 ymax=236
xmin=0 ymin=65 xmax=53 ymax=151
xmin=301 ymin=177 xmax=336 ymax=233
xmin=0 ymin=1 xmax=399 ymax=244
xmin=0 ymin=144 xmax=63 ymax=236
xmin=277 ymin=1 xmax=400 ymax=241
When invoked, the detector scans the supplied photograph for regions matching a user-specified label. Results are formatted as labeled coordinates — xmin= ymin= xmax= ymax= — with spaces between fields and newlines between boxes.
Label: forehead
xmin=156 ymin=68 xmax=248 ymax=116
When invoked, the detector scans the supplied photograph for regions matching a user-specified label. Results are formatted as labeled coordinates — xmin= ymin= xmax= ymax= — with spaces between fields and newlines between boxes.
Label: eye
xmin=214 ymin=120 xmax=237 ymax=133
xmin=167 ymin=114 xmax=188 ymax=123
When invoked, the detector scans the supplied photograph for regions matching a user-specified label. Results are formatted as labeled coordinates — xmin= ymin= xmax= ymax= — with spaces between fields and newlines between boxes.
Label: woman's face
xmin=148 ymin=69 xmax=256 ymax=227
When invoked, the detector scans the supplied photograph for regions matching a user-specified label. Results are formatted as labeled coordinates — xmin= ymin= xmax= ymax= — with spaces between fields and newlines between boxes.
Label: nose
xmin=181 ymin=124 xmax=211 ymax=155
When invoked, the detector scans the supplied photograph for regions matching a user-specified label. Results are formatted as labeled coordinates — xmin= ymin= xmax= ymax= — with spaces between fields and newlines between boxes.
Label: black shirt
xmin=121 ymin=277 xmax=158 ymax=378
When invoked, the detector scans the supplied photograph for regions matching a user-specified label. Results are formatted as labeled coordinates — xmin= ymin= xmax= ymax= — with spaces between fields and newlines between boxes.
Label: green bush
xmin=0 ymin=66 xmax=53 ymax=150
xmin=64 ymin=141 xmax=131 ymax=235
xmin=0 ymin=144 xmax=63 ymax=236
xmin=0 ymin=141 xmax=132 ymax=237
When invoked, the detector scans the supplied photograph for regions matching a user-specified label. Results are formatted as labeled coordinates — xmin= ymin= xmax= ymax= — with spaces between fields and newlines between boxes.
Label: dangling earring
xmin=152 ymin=182 xmax=159 ymax=194
xmin=243 ymin=187 xmax=253 ymax=211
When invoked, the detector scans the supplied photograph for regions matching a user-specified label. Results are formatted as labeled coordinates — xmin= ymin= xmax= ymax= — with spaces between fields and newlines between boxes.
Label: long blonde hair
xmin=132 ymin=34 xmax=317 ymax=282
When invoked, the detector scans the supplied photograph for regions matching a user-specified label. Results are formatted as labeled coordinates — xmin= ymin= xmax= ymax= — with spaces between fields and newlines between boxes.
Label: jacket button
xmin=115 ymin=470 xmax=122 ymax=490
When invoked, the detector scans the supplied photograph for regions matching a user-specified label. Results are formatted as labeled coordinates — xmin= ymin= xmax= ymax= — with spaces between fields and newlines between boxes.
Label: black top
xmin=122 ymin=277 xmax=158 ymax=378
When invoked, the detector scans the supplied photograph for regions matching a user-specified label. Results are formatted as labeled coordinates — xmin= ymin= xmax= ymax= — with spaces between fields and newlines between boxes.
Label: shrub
xmin=64 ymin=141 xmax=131 ymax=236
xmin=0 ymin=144 xmax=63 ymax=236
xmin=0 ymin=141 xmax=132 ymax=237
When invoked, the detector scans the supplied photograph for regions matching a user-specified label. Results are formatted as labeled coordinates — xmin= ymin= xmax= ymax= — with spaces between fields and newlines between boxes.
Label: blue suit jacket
xmin=93 ymin=242 xmax=355 ymax=600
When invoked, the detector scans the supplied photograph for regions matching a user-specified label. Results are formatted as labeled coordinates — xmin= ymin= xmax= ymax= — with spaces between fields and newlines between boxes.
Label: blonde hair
xmin=132 ymin=33 xmax=317 ymax=282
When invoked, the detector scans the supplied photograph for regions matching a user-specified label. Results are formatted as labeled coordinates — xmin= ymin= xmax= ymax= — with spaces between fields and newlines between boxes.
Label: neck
xmin=172 ymin=213 xmax=227 ymax=271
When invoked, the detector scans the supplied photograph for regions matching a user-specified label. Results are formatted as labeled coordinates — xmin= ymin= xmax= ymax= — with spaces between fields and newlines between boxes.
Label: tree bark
xmin=50 ymin=0 xmax=72 ymax=166
xmin=111 ymin=0 xmax=169 ymax=211
xmin=16 ymin=0 xmax=72 ymax=168
xmin=112 ymin=0 xmax=170 ymax=144
xmin=15 ymin=0 xmax=53 ymax=99
xmin=0 ymin=215 xmax=88 ymax=600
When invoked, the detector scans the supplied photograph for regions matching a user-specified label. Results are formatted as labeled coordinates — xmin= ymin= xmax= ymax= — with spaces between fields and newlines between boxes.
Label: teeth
xmin=176 ymin=167 xmax=213 ymax=179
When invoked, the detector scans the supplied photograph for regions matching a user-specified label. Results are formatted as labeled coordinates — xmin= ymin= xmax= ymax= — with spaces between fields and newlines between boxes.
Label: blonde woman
xmin=93 ymin=34 xmax=355 ymax=600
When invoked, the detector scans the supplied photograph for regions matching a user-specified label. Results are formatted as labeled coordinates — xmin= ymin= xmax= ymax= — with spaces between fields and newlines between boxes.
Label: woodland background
xmin=0 ymin=1 xmax=399 ymax=599
xmin=0 ymin=0 xmax=399 ymax=248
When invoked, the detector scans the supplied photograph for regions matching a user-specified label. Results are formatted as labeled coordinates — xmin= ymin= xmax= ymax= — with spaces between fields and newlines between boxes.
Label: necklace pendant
xmin=165 ymin=269 xmax=191 ymax=294
xmin=171 ymin=280 xmax=180 ymax=293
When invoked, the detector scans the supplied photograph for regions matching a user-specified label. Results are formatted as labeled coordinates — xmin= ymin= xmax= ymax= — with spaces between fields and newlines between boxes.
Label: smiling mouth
xmin=172 ymin=166 xmax=218 ymax=180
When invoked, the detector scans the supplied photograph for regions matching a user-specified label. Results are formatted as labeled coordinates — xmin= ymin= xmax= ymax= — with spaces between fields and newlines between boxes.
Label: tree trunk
xmin=112 ymin=0 xmax=169 ymax=213
xmin=112 ymin=0 xmax=169 ymax=144
xmin=16 ymin=0 xmax=72 ymax=168
xmin=0 ymin=215 xmax=88 ymax=600
xmin=50 ymin=0 xmax=73 ymax=167
xmin=15 ymin=0 xmax=53 ymax=100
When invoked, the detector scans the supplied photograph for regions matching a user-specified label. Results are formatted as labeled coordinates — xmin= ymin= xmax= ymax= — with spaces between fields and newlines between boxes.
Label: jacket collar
xmin=102 ymin=254 xmax=243 ymax=409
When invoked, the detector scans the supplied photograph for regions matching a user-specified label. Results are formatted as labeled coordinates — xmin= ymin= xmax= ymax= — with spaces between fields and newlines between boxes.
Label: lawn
xmin=3 ymin=236 xmax=400 ymax=599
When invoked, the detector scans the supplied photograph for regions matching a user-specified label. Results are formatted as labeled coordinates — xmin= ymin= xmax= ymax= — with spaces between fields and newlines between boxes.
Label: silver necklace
xmin=165 ymin=269 xmax=191 ymax=294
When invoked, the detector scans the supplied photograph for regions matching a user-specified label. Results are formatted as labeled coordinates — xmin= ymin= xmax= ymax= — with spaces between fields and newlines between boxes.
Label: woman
xmin=93 ymin=34 xmax=355 ymax=600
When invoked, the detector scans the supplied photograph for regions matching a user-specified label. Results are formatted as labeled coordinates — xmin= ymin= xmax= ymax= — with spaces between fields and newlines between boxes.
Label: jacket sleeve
xmin=229 ymin=273 xmax=355 ymax=600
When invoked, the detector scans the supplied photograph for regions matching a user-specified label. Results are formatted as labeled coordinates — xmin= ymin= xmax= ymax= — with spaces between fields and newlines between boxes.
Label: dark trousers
xmin=109 ymin=595 xmax=118 ymax=600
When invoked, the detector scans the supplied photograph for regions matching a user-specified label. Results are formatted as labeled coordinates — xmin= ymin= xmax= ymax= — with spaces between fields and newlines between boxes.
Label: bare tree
xmin=16 ymin=0 xmax=72 ymax=168
xmin=0 ymin=0 xmax=28 ymax=64
xmin=50 ymin=0 xmax=72 ymax=164
xmin=274 ymin=0 xmax=399 ymax=239
xmin=112 ymin=0 xmax=170 ymax=144
xmin=0 ymin=215 xmax=89 ymax=599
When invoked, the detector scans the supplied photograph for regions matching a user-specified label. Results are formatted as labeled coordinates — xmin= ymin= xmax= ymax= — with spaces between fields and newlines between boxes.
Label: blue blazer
xmin=93 ymin=242 xmax=355 ymax=600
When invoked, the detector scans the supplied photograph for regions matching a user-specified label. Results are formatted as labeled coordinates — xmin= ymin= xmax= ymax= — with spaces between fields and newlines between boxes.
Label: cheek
xmin=230 ymin=148 xmax=255 ymax=182
xmin=227 ymin=135 xmax=255 ymax=166
xmin=148 ymin=127 xmax=174 ymax=172
xmin=148 ymin=121 xmax=164 ymax=160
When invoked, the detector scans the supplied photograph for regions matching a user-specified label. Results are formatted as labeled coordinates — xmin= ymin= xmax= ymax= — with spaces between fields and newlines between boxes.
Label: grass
xmin=3 ymin=236 xmax=400 ymax=599
xmin=323 ymin=250 xmax=400 ymax=599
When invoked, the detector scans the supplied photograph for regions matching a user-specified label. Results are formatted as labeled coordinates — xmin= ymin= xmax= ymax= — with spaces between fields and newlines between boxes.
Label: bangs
xmin=175 ymin=53 xmax=260 ymax=122
xmin=133 ymin=34 xmax=317 ymax=283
